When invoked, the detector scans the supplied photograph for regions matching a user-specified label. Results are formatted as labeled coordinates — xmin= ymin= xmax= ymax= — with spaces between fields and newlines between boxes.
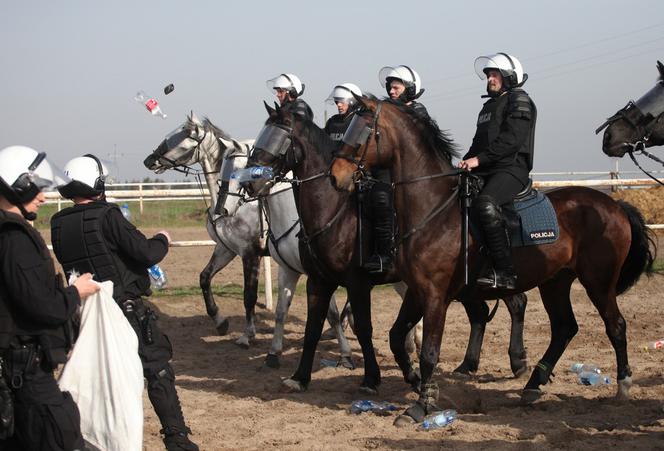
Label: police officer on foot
xmin=0 ymin=146 xmax=100 ymax=451
xmin=324 ymin=83 xmax=362 ymax=142
xmin=458 ymin=53 xmax=537 ymax=290
xmin=266 ymin=73 xmax=314 ymax=121
xmin=50 ymin=155 xmax=199 ymax=451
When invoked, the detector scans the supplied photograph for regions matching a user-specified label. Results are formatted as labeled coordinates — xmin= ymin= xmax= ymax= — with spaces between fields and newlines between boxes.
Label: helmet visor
xmin=326 ymin=86 xmax=354 ymax=105
xmin=17 ymin=153 xmax=70 ymax=192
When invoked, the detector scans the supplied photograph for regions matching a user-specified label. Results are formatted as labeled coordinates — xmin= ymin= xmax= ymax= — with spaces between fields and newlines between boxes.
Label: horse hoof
xmin=281 ymin=378 xmax=306 ymax=393
xmin=393 ymin=414 xmax=416 ymax=428
xmin=359 ymin=385 xmax=379 ymax=396
xmin=616 ymin=376 xmax=633 ymax=400
xmin=216 ymin=318 xmax=230 ymax=336
xmin=339 ymin=356 xmax=356 ymax=370
xmin=521 ymin=388 xmax=543 ymax=404
xmin=453 ymin=361 xmax=477 ymax=376
xmin=235 ymin=336 xmax=251 ymax=349
xmin=265 ymin=354 xmax=280 ymax=369
xmin=512 ymin=362 xmax=529 ymax=379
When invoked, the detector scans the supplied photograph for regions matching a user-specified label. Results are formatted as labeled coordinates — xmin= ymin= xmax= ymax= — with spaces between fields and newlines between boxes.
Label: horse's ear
xmin=657 ymin=60 xmax=664 ymax=80
xmin=264 ymin=101 xmax=277 ymax=118
xmin=190 ymin=111 xmax=202 ymax=124
xmin=352 ymin=92 xmax=370 ymax=111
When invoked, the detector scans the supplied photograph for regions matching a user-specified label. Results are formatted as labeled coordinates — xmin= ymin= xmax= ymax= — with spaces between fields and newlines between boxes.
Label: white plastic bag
xmin=58 ymin=281 xmax=144 ymax=451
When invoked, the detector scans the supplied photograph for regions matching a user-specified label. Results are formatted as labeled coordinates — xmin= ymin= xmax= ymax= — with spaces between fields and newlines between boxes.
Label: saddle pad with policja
xmin=504 ymin=190 xmax=559 ymax=247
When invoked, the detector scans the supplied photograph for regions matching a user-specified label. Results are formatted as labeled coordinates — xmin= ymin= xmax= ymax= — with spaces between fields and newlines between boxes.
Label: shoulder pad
xmin=507 ymin=89 xmax=533 ymax=119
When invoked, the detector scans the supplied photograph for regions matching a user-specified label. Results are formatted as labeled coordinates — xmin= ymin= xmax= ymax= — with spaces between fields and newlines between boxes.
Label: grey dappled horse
xmin=144 ymin=113 xmax=354 ymax=366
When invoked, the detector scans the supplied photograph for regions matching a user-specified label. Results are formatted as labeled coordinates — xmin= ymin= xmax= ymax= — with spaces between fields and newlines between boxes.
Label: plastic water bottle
xmin=349 ymin=400 xmax=397 ymax=415
xmin=569 ymin=363 xmax=601 ymax=374
xmin=645 ymin=338 xmax=664 ymax=350
xmin=578 ymin=371 xmax=610 ymax=386
xmin=230 ymin=166 xmax=274 ymax=182
xmin=419 ymin=409 xmax=457 ymax=431
xmin=148 ymin=264 xmax=167 ymax=290
xmin=120 ymin=203 xmax=132 ymax=222
xmin=134 ymin=90 xmax=167 ymax=119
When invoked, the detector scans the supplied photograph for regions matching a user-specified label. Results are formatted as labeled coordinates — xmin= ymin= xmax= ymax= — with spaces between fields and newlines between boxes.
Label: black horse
xmin=244 ymin=102 xmax=529 ymax=395
xmin=598 ymin=60 xmax=664 ymax=159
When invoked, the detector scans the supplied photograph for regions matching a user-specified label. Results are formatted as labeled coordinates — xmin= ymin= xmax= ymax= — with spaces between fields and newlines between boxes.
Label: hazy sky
xmin=2 ymin=1 xmax=663 ymax=181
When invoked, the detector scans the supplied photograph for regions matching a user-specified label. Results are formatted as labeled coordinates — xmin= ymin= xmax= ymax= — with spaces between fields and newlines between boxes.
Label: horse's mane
xmin=296 ymin=117 xmax=337 ymax=163
xmin=366 ymin=94 xmax=460 ymax=164
xmin=185 ymin=116 xmax=233 ymax=141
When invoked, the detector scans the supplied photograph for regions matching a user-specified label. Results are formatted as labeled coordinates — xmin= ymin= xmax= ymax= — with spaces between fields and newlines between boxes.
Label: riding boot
xmin=476 ymin=222 xmax=517 ymax=289
xmin=147 ymin=366 xmax=199 ymax=451
xmin=474 ymin=195 xmax=516 ymax=290
xmin=363 ymin=185 xmax=394 ymax=273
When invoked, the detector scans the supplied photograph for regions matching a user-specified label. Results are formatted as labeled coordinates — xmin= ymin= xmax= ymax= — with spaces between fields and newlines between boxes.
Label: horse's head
xmin=143 ymin=112 xmax=212 ymax=173
xmin=243 ymin=102 xmax=305 ymax=195
xmin=598 ymin=61 xmax=664 ymax=157
xmin=330 ymin=95 xmax=397 ymax=192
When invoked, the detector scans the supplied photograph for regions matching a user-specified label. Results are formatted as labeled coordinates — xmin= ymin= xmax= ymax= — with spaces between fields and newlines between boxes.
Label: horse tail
xmin=616 ymin=200 xmax=656 ymax=295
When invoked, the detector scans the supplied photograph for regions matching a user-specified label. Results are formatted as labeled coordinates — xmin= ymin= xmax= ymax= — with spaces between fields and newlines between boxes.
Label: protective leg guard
xmin=475 ymin=195 xmax=517 ymax=289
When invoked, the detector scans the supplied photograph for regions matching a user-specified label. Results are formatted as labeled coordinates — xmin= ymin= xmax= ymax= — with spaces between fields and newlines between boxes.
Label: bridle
xmin=149 ymin=127 xmax=213 ymax=176
xmin=334 ymin=102 xmax=383 ymax=181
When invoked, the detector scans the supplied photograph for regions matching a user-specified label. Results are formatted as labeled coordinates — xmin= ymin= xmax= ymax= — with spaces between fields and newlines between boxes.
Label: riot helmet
xmin=474 ymin=53 xmax=527 ymax=90
xmin=378 ymin=65 xmax=424 ymax=101
xmin=325 ymin=83 xmax=362 ymax=106
xmin=0 ymin=145 xmax=69 ymax=219
xmin=266 ymin=73 xmax=306 ymax=98
xmin=58 ymin=154 xmax=110 ymax=199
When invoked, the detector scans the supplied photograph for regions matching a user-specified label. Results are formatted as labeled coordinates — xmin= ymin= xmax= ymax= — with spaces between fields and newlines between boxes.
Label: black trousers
xmin=477 ymin=171 xmax=525 ymax=206
xmin=121 ymin=298 xmax=187 ymax=432
xmin=1 ymin=359 xmax=84 ymax=451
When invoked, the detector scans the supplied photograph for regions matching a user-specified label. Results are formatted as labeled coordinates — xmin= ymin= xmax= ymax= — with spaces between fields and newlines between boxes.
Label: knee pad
xmin=474 ymin=195 xmax=504 ymax=228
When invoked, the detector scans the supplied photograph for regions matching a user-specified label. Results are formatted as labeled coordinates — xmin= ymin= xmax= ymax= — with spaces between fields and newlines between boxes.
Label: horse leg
xmin=582 ymin=278 xmax=632 ymax=400
xmin=282 ymin=277 xmax=336 ymax=392
xmin=393 ymin=282 xmax=419 ymax=356
xmin=453 ymin=299 xmax=490 ymax=375
xmin=522 ymin=271 xmax=577 ymax=403
xmin=235 ymin=252 xmax=261 ymax=348
xmin=504 ymin=293 xmax=529 ymax=377
xmin=397 ymin=294 xmax=452 ymax=425
xmin=389 ymin=289 xmax=423 ymax=393
xmin=348 ymin=282 xmax=381 ymax=394
xmin=264 ymin=267 xmax=300 ymax=368
xmin=199 ymin=244 xmax=236 ymax=336
xmin=326 ymin=294 xmax=355 ymax=369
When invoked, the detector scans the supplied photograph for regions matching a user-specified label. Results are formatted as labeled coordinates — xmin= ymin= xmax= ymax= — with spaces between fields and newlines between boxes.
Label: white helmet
xmin=0 ymin=145 xmax=67 ymax=206
xmin=58 ymin=154 xmax=109 ymax=199
xmin=378 ymin=65 xmax=424 ymax=101
xmin=474 ymin=53 xmax=526 ymax=89
xmin=266 ymin=73 xmax=305 ymax=97
xmin=325 ymin=83 xmax=362 ymax=105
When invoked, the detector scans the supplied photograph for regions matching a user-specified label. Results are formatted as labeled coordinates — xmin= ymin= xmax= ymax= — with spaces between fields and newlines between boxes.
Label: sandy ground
xmin=94 ymin=226 xmax=664 ymax=451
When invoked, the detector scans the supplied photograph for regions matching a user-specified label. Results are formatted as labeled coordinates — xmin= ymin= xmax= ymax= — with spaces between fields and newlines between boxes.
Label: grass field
xmin=36 ymin=199 xmax=209 ymax=229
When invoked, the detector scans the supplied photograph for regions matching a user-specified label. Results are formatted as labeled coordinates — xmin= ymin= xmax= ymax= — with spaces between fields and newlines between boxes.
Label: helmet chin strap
xmin=17 ymin=203 xmax=36 ymax=221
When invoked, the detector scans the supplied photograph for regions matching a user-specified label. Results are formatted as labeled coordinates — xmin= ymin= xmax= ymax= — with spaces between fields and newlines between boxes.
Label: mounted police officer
xmin=0 ymin=145 xmax=100 ymax=451
xmin=324 ymin=83 xmax=362 ymax=142
xmin=50 ymin=155 xmax=199 ymax=451
xmin=266 ymin=73 xmax=314 ymax=121
xmin=458 ymin=53 xmax=537 ymax=290
xmin=363 ymin=65 xmax=430 ymax=273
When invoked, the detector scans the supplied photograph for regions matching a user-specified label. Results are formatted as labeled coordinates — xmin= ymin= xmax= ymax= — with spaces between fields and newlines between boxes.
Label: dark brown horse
xmin=598 ymin=60 xmax=664 ymax=158
xmin=245 ymin=103 xmax=529 ymax=395
xmin=330 ymin=97 xmax=655 ymax=423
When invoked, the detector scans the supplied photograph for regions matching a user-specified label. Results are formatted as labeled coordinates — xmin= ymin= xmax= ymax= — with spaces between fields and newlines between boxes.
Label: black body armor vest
xmin=51 ymin=203 xmax=139 ymax=302
xmin=0 ymin=212 xmax=70 ymax=352
xmin=325 ymin=111 xmax=356 ymax=141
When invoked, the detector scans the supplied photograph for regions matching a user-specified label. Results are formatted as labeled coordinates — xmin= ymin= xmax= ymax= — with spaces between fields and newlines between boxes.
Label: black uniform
xmin=50 ymin=202 xmax=196 ymax=451
xmin=324 ymin=109 xmax=357 ymax=142
xmin=281 ymin=98 xmax=314 ymax=121
xmin=410 ymin=100 xmax=430 ymax=121
xmin=464 ymin=88 xmax=536 ymax=285
xmin=0 ymin=210 xmax=84 ymax=451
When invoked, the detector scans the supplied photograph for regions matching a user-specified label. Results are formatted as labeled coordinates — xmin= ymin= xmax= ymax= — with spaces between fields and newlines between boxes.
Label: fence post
xmin=57 ymin=198 xmax=62 ymax=212
xmin=139 ymin=183 xmax=144 ymax=214
xmin=610 ymin=160 xmax=620 ymax=192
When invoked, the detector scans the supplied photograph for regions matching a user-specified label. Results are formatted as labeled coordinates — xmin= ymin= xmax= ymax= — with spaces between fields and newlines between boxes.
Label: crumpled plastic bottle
xmin=134 ymin=90 xmax=167 ymax=119
xmin=349 ymin=399 xmax=397 ymax=415
xmin=419 ymin=409 xmax=457 ymax=431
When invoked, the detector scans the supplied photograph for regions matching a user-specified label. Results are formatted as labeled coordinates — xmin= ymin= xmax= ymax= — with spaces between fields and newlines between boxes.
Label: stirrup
xmin=477 ymin=268 xmax=516 ymax=290
xmin=362 ymin=254 xmax=392 ymax=274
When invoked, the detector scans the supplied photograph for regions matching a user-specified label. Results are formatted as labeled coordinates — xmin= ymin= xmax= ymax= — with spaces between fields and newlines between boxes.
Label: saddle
xmin=470 ymin=178 xmax=559 ymax=248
